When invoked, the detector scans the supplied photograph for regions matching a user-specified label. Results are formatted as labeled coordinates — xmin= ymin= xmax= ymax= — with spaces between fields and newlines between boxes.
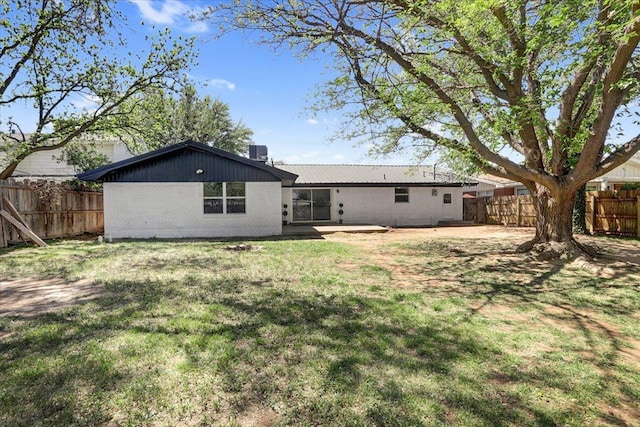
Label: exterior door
xmin=311 ymin=189 xmax=331 ymax=220
xmin=292 ymin=189 xmax=312 ymax=221
xmin=292 ymin=189 xmax=331 ymax=222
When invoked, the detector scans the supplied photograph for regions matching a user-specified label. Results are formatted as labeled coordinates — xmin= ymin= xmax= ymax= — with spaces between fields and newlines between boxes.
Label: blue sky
xmin=124 ymin=0 xmax=415 ymax=165
xmin=9 ymin=1 xmax=636 ymax=166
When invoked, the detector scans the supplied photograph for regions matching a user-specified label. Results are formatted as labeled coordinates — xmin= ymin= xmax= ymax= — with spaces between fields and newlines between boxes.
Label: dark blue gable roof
xmin=77 ymin=140 xmax=298 ymax=185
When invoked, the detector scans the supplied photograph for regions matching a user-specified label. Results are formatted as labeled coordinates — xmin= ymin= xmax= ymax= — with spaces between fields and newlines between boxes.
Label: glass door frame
xmin=291 ymin=188 xmax=332 ymax=223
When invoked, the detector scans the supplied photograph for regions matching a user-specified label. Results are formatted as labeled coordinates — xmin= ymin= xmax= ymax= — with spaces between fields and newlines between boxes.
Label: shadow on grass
xmin=2 ymin=232 xmax=639 ymax=426
xmin=0 ymin=273 xmax=582 ymax=426
xmin=390 ymin=241 xmax=640 ymax=426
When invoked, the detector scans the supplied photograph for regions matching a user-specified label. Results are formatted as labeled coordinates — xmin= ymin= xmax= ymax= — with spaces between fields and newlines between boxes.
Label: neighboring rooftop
xmin=276 ymin=164 xmax=475 ymax=187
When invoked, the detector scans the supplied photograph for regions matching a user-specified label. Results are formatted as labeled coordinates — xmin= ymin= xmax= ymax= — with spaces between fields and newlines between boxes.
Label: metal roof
xmin=277 ymin=164 xmax=476 ymax=187
xmin=77 ymin=140 xmax=298 ymax=184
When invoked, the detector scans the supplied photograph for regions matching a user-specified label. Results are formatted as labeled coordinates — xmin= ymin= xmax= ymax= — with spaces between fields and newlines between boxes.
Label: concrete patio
xmin=282 ymin=224 xmax=388 ymax=236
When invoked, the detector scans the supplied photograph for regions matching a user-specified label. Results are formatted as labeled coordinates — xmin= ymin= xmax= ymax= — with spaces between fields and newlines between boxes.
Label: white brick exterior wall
xmin=104 ymin=182 xmax=282 ymax=238
xmin=282 ymin=186 xmax=463 ymax=226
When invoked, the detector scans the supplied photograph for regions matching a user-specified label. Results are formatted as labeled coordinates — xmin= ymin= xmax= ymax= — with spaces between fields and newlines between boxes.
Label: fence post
xmin=0 ymin=181 xmax=6 ymax=248
xmin=590 ymin=195 xmax=597 ymax=235
xmin=637 ymin=196 xmax=640 ymax=238
xmin=516 ymin=197 xmax=522 ymax=227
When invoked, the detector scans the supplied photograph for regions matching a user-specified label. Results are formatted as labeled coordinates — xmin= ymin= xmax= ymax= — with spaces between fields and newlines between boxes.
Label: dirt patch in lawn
xmin=327 ymin=225 xmax=640 ymax=360
xmin=329 ymin=224 xmax=534 ymax=245
xmin=329 ymin=225 xmax=533 ymax=290
xmin=327 ymin=224 xmax=640 ymax=265
xmin=0 ymin=277 xmax=103 ymax=321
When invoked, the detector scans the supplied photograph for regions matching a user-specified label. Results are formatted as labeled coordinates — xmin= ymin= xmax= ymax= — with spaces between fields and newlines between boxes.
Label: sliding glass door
xmin=292 ymin=189 xmax=331 ymax=222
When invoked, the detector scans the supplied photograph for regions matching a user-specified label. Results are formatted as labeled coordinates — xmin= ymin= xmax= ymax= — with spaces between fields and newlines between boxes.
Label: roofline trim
xmin=285 ymin=182 xmax=477 ymax=188
xmin=77 ymin=140 xmax=298 ymax=182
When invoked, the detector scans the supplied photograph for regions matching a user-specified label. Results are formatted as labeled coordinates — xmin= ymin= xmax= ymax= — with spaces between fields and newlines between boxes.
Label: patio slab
xmin=282 ymin=224 xmax=388 ymax=236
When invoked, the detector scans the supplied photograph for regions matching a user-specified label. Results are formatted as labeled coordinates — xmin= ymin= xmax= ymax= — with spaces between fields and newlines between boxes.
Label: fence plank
xmin=0 ymin=183 xmax=6 ymax=248
xmin=0 ymin=210 xmax=48 ymax=247
xmin=473 ymin=190 xmax=639 ymax=237
xmin=0 ymin=179 xmax=104 ymax=248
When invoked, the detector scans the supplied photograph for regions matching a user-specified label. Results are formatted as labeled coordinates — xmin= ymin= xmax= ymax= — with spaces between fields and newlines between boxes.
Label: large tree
xmin=0 ymin=0 xmax=196 ymax=179
xmin=213 ymin=0 xmax=640 ymax=256
xmin=126 ymin=85 xmax=254 ymax=155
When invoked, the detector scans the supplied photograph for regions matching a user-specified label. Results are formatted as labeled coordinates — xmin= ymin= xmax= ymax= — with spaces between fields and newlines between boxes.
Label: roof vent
xmin=249 ymin=145 xmax=268 ymax=162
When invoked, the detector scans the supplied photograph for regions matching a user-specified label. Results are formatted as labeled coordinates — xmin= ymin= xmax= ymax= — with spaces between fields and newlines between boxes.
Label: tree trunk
xmin=0 ymin=161 xmax=20 ymax=180
xmin=532 ymin=189 xmax=575 ymax=243
xmin=517 ymin=186 xmax=596 ymax=259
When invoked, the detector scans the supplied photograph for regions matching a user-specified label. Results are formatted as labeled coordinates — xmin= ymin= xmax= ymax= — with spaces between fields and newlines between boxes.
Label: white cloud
xmin=302 ymin=151 xmax=319 ymax=158
xmin=210 ymin=79 xmax=236 ymax=90
xmin=133 ymin=0 xmax=181 ymax=24
xmin=185 ymin=21 xmax=209 ymax=34
xmin=132 ymin=0 xmax=208 ymax=33
xmin=306 ymin=118 xmax=319 ymax=125
xmin=333 ymin=154 xmax=345 ymax=161
xmin=72 ymin=94 xmax=101 ymax=110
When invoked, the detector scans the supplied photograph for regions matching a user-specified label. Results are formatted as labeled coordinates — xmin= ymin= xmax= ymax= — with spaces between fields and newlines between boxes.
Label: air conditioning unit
xmin=249 ymin=145 xmax=268 ymax=162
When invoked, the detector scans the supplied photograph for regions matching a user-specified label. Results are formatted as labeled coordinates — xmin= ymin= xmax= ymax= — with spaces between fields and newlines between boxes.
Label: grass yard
xmin=0 ymin=226 xmax=639 ymax=426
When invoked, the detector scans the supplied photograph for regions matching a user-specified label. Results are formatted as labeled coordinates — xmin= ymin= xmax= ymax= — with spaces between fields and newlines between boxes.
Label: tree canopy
xmin=126 ymin=85 xmax=254 ymax=155
xmin=0 ymin=0 xmax=196 ymax=179
xmin=212 ymin=0 xmax=640 ymax=254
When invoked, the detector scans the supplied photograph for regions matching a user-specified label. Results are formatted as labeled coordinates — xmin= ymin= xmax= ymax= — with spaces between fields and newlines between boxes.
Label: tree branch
xmin=574 ymin=6 xmax=640 ymax=179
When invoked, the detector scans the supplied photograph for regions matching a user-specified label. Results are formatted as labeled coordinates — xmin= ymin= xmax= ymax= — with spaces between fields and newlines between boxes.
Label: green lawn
xmin=0 ymin=234 xmax=639 ymax=426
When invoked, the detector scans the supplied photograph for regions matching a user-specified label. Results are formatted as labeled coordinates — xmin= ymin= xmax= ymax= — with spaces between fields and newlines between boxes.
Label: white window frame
xmin=203 ymin=182 xmax=246 ymax=215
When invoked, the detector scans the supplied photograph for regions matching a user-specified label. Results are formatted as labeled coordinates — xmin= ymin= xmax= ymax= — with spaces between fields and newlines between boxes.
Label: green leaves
xmin=0 ymin=0 xmax=197 ymax=179
xmin=213 ymin=0 xmax=640 ymax=189
xmin=119 ymin=84 xmax=253 ymax=155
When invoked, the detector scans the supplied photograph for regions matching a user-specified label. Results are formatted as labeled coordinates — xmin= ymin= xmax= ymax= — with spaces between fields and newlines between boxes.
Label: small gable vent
xmin=249 ymin=145 xmax=268 ymax=162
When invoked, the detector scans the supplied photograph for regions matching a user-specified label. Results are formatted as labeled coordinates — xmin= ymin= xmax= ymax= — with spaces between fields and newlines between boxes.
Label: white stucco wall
xmin=105 ymin=182 xmax=282 ymax=238
xmin=282 ymin=186 xmax=463 ymax=226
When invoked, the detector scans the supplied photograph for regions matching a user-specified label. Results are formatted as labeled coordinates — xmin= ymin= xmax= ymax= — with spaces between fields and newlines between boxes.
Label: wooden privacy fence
xmin=465 ymin=190 xmax=640 ymax=237
xmin=587 ymin=190 xmax=640 ymax=237
xmin=0 ymin=179 xmax=103 ymax=248
xmin=465 ymin=195 xmax=536 ymax=227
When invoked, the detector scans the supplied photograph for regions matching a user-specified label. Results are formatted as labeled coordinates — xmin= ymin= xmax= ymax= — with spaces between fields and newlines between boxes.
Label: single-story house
xmin=78 ymin=141 xmax=476 ymax=238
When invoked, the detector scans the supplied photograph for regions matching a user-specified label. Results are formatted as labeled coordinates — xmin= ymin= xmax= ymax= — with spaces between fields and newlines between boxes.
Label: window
xmin=225 ymin=182 xmax=246 ymax=213
xmin=204 ymin=182 xmax=245 ymax=214
xmin=204 ymin=182 xmax=223 ymax=214
xmin=443 ymin=193 xmax=452 ymax=204
xmin=395 ymin=187 xmax=409 ymax=203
